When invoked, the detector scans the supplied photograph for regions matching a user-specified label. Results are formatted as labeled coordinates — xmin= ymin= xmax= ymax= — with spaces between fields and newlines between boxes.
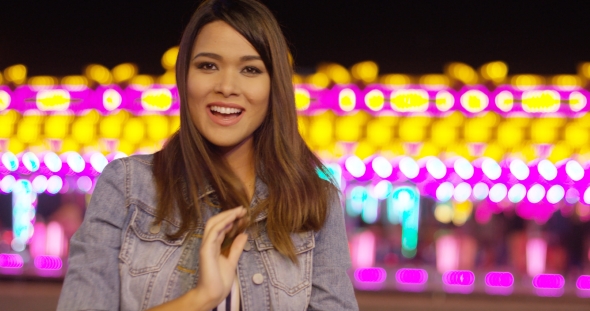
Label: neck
xmin=218 ymin=136 xmax=256 ymax=201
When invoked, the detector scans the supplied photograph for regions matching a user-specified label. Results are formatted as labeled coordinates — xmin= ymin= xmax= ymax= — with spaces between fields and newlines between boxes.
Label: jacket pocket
xmin=255 ymin=230 xmax=315 ymax=296
xmin=119 ymin=205 xmax=187 ymax=276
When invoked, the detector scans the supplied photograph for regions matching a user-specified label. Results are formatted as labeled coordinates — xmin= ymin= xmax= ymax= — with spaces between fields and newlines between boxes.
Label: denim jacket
xmin=57 ymin=154 xmax=359 ymax=311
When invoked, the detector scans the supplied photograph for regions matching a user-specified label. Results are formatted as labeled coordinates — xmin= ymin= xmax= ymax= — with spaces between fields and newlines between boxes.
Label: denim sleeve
xmin=57 ymin=159 xmax=128 ymax=311
xmin=308 ymin=194 xmax=359 ymax=310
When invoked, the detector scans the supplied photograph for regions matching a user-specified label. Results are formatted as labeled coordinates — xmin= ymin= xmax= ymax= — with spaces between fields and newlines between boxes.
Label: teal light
xmin=346 ymin=186 xmax=367 ymax=217
xmin=361 ymin=194 xmax=379 ymax=224
xmin=391 ymin=186 xmax=420 ymax=258
xmin=317 ymin=163 xmax=342 ymax=189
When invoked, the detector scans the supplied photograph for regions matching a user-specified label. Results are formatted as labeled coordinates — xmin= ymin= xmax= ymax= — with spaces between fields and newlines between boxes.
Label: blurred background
xmin=1 ymin=0 xmax=590 ymax=310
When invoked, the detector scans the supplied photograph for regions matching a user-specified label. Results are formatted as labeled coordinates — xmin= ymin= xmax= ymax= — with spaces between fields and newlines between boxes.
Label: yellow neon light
xmin=522 ymin=90 xmax=560 ymax=113
xmin=569 ymin=91 xmax=587 ymax=112
xmin=495 ymin=90 xmax=514 ymax=112
xmin=435 ymin=90 xmax=454 ymax=112
xmin=103 ymin=89 xmax=123 ymax=111
xmin=390 ymin=89 xmax=429 ymax=112
xmin=460 ymin=90 xmax=488 ymax=113
xmin=0 ymin=90 xmax=11 ymax=111
xmin=364 ymin=89 xmax=384 ymax=111
xmin=339 ymin=88 xmax=356 ymax=112
xmin=36 ymin=90 xmax=70 ymax=111
xmin=294 ymin=88 xmax=311 ymax=111
xmin=141 ymin=89 xmax=172 ymax=111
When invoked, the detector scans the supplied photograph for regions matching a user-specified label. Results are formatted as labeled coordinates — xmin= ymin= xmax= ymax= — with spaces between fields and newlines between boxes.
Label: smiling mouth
xmin=209 ymin=105 xmax=243 ymax=119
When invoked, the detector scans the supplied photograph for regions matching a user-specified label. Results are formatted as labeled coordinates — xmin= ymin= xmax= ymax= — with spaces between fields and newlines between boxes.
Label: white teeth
xmin=210 ymin=106 xmax=243 ymax=114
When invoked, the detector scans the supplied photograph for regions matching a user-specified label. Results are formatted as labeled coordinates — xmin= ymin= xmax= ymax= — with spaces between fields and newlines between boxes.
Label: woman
xmin=57 ymin=0 xmax=358 ymax=310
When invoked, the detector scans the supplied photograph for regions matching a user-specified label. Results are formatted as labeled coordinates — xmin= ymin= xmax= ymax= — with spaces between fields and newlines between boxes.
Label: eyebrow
xmin=192 ymin=52 xmax=262 ymax=62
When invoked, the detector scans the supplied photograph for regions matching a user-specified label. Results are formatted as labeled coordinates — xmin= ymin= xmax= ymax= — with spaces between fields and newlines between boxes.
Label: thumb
xmin=227 ymin=233 xmax=248 ymax=266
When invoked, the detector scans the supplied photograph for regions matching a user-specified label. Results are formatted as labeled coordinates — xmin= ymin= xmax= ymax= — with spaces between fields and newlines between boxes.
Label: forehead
xmin=192 ymin=20 xmax=260 ymax=57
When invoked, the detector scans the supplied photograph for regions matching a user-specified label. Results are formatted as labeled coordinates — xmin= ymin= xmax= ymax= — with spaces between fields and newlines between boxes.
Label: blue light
xmin=373 ymin=180 xmax=392 ymax=200
xmin=392 ymin=186 xmax=420 ymax=258
xmin=1 ymin=152 xmax=19 ymax=172
xmin=361 ymin=195 xmax=379 ymax=224
xmin=347 ymin=186 xmax=367 ymax=217
xmin=317 ymin=163 xmax=342 ymax=189
xmin=22 ymin=152 xmax=40 ymax=172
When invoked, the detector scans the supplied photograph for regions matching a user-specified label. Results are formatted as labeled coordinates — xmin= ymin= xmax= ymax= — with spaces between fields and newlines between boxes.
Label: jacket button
xmin=149 ymin=224 xmax=161 ymax=234
xmin=252 ymin=273 xmax=264 ymax=285
xmin=243 ymin=241 xmax=252 ymax=251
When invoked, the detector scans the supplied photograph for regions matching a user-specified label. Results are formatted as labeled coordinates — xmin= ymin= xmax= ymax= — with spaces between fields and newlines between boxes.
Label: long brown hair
xmin=153 ymin=0 xmax=336 ymax=261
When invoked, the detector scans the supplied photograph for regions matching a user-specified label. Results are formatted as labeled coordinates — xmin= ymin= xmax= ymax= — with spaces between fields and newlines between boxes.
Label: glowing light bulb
xmin=482 ymin=158 xmax=501 ymax=180
xmin=345 ymin=156 xmax=366 ymax=178
xmin=399 ymin=157 xmax=419 ymax=179
xmin=453 ymin=158 xmax=474 ymax=180
xmin=509 ymin=159 xmax=529 ymax=180
xmin=426 ymin=157 xmax=446 ymax=179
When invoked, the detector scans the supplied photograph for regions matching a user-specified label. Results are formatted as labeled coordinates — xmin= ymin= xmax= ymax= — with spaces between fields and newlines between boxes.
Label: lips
xmin=206 ymin=102 xmax=245 ymax=126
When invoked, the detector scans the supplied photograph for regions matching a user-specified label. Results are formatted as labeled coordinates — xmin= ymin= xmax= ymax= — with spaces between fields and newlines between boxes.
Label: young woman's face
xmin=187 ymin=20 xmax=270 ymax=149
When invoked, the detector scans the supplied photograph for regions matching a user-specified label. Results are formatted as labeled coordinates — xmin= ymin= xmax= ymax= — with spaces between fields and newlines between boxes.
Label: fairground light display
xmin=1 ymin=47 xmax=590 ymax=298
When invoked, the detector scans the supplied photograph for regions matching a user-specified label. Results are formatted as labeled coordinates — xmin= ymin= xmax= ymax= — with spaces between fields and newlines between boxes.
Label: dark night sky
xmin=1 ymin=0 xmax=589 ymax=77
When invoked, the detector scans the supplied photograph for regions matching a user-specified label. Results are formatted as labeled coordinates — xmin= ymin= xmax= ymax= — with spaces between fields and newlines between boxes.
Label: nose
xmin=213 ymin=70 xmax=239 ymax=97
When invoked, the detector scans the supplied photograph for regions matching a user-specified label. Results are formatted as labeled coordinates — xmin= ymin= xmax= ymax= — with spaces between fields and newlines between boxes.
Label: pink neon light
xmin=435 ymin=235 xmax=459 ymax=273
xmin=442 ymin=270 xmax=475 ymax=286
xmin=526 ymin=238 xmax=547 ymax=277
xmin=34 ymin=255 xmax=63 ymax=270
xmin=395 ymin=268 xmax=428 ymax=284
xmin=46 ymin=221 xmax=65 ymax=257
xmin=532 ymin=274 xmax=565 ymax=289
xmin=0 ymin=253 xmax=24 ymax=268
xmin=29 ymin=222 xmax=47 ymax=259
xmin=576 ymin=275 xmax=590 ymax=290
xmin=354 ymin=267 xmax=386 ymax=283
xmin=485 ymin=272 xmax=514 ymax=287
xmin=352 ymin=231 xmax=375 ymax=268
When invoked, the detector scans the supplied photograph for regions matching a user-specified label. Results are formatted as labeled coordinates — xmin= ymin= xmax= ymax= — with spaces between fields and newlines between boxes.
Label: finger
xmin=226 ymin=233 xmax=248 ymax=264
xmin=202 ymin=208 xmax=246 ymax=248
xmin=203 ymin=206 xmax=245 ymax=236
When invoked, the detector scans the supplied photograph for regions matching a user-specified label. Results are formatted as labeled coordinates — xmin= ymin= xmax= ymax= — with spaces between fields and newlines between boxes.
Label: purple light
xmin=395 ymin=268 xmax=428 ymax=284
xmin=354 ymin=267 xmax=386 ymax=283
xmin=0 ymin=253 xmax=24 ymax=268
xmin=576 ymin=275 xmax=590 ymax=290
xmin=532 ymin=274 xmax=565 ymax=289
xmin=485 ymin=272 xmax=514 ymax=287
xmin=442 ymin=270 xmax=475 ymax=286
xmin=34 ymin=255 xmax=63 ymax=270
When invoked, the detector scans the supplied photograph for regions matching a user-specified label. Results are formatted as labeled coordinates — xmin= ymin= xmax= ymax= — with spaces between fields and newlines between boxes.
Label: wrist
xmin=188 ymin=286 xmax=216 ymax=311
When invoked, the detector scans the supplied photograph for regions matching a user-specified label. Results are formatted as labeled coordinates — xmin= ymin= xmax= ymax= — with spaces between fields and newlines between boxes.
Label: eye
xmin=242 ymin=66 xmax=263 ymax=75
xmin=196 ymin=62 xmax=217 ymax=71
